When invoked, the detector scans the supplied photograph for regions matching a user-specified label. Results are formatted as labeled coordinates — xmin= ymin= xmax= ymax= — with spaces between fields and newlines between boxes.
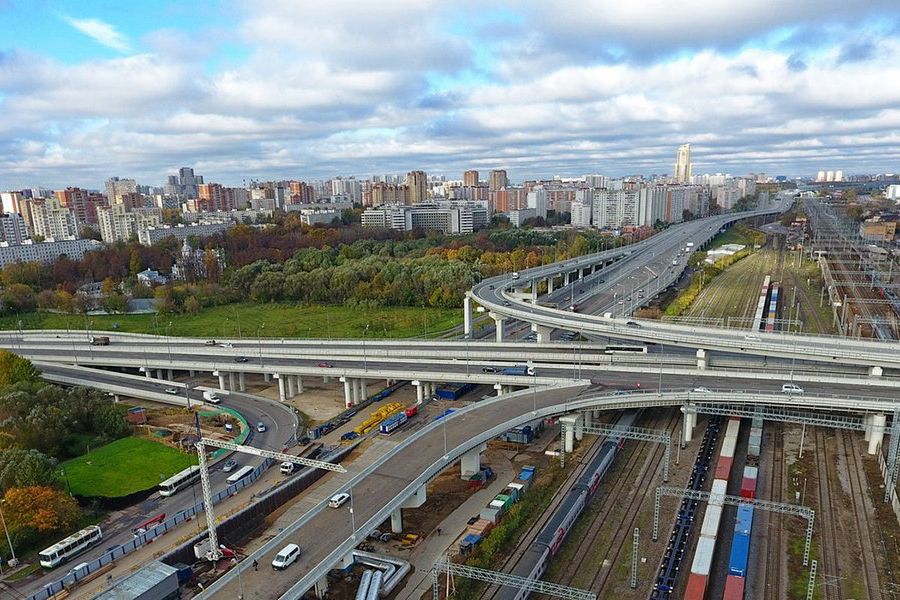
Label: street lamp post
xmin=257 ymin=324 xmax=265 ymax=366
xmin=165 ymin=322 xmax=173 ymax=362
xmin=0 ymin=502 xmax=17 ymax=567
xmin=363 ymin=323 xmax=371 ymax=371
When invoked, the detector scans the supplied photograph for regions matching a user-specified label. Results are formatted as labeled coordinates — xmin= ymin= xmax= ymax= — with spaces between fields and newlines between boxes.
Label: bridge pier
xmin=277 ymin=374 xmax=287 ymax=402
xmin=531 ymin=283 xmax=538 ymax=304
xmin=463 ymin=295 xmax=472 ymax=337
xmin=532 ymin=324 xmax=553 ymax=343
xmin=356 ymin=378 xmax=366 ymax=403
xmin=391 ymin=508 xmax=404 ymax=533
xmin=490 ymin=313 xmax=505 ymax=342
xmin=574 ymin=414 xmax=584 ymax=441
xmin=864 ymin=414 xmax=872 ymax=442
xmin=413 ymin=380 xmax=424 ymax=404
xmin=314 ymin=574 xmax=329 ymax=599
xmin=560 ymin=415 xmax=577 ymax=452
xmin=228 ymin=372 xmax=235 ymax=391
xmin=696 ymin=349 xmax=708 ymax=370
xmin=296 ymin=375 xmax=304 ymax=394
xmin=681 ymin=405 xmax=696 ymax=444
xmin=461 ymin=443 xmax=487 ymax=478
xmin=218 ymin=372 xmax=227 ymax=391
xmin=167 ymin=369 xmax=174 ymax=380
xmin=869 ymin=413 xmax=886 ymax=455
xmin=238 ymin=372 xmax=245 ymax=392
xmin=564 ymin=272 xmax=570 ymax=286
xmin=144 ymin=368 xmax=151 ymax=378
xmin=494 ymin=383 xmax=503 ymax=396
xmin=341 ymin=377 xmax=353 ymax=408
xmin=286 ymin=375 xmax=295 ymax=398
xmin=547 ymin=276 xmax=554 ymax=294
xmin=263 ymin=372 xmax=270 ymax=382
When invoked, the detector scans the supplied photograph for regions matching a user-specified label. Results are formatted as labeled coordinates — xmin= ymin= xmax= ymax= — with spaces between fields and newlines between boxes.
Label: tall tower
xmin=463 ymin=170 xmax=479 ymax=187
xmin=406 ymin=171 xmax=427 ymax=204
xmin=674 ymin=144 xmax=692 ymax=183
xmin=489 ymin=169 xmax=508 ymax=191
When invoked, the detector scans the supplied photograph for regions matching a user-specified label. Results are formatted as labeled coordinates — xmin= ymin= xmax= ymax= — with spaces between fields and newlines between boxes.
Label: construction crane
xmin=195 ymin=437 xmax=346 ymax=561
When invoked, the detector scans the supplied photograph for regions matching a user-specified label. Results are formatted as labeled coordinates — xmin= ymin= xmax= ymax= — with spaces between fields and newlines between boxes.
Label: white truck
xmin=202 ymin=390 xmax=222 ymax=404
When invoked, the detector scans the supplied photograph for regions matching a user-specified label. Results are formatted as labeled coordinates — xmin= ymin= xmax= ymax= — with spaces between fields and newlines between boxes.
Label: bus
xmin=604 ymin=345 xmax=648 ymax=354
xmin=226 ymin=465 xmax=255 ymax=484
xmin=39 ymin=525 xmax=103 ymax=568
xmin=158 ymin=465 xmax=200 ymax=497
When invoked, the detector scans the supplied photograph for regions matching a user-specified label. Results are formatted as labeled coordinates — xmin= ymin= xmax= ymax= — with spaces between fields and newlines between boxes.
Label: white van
xmin=511 ymin=272 xmax=520 ymax=280
xmin=782 ymin=383 xmax=804 ymax=395
xmin=203 ymin=390 xmax=222 ymax=404
xmin=280 ymin=462 xmax=296 ymax=475
xmin=329 ymin=492 xmax=350 ymax=508
xmin=271 ymin=544 xmax=301 ymax=569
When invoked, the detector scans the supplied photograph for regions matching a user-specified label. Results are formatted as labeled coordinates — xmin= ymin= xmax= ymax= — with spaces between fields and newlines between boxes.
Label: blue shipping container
xmin=436 ymin=382 xmax=477 ymax=401
xmin=519 ymin=466 xmax=536 ymax=481
xmin=735 ymin=505 xmax=754 ymax=535
xmin=728 ymin=531 xmax=750 ymax=576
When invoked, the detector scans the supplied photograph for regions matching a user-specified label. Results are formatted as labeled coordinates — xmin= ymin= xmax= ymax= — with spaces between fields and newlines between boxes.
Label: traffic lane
xmin=211 ymin=385 xmax=583 ymax=599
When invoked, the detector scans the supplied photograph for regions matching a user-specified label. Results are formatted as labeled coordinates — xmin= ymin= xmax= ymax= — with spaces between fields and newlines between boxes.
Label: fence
xmin=27 ymin=458 xmax=274 ymax=600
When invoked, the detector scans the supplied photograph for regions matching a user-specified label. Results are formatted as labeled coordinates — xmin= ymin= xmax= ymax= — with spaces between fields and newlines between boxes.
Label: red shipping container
xmin=723 ymin=575 xmax=745 ymax=600
xmin=740 ymin=476 xmax=757 ymax=499
xmin=684 ymin=573 xmax=708 ymax=600
xmin=715 ymin=456 xmax=734 ymax=481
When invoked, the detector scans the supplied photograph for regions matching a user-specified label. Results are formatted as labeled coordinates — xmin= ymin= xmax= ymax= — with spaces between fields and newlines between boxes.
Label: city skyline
xmin=2 ymin=1 xmax=900 ymax=189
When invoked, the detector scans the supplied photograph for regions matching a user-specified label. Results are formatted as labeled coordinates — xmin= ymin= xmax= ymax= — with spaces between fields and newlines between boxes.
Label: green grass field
xmin=0 ymin=303 xmax=463 ymax=339
xmin=60 ymin=436 xmax=194 ymax=498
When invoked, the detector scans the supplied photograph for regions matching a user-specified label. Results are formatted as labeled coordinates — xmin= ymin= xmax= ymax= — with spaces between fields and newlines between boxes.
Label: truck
xmin=89 ymin=336 xmax=110 ymax=346
xmin=686 ymin=242 xmax=695 ymax=248
xmin=202 ymin=390 xmax=222 ymax=404
xmin=500 ymin=365 xmax=535 ymax=376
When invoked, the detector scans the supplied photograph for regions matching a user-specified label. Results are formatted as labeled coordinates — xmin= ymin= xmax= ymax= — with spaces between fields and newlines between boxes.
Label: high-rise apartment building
xmin=97 ymin=204 xmax=162 ymax=243
xmin=165 ymin=167 xmax=204 ymax=198
xmin=0 ymin=191 xmax=33 ymax=231
xmin=105 ymin=177 xmax=138 ymax=203
xmin=406 ymin=171 xmax=427 ymax=204
xmin=30 ymin=197 xmax=79 ymax=240
xmin=0 ymin=213 xmax=28 ymax=245
xmin=489 ymin=169 xmax=508 ymax=191
xmin=463 ymin=170 xmax=479 ymax=187
xmin=674 ymin=144 xmax=692 ymax=183
xmin=526 ymin=187 xmax=548 ymax=219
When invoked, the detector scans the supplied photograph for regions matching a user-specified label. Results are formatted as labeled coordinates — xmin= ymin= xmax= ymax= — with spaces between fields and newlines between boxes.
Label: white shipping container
xmin=508 ymin=482 xmax=524 ymax=492
xmin=744 ymin=466 xmax=759 ymax=479
xmin=691 ymin=535 xmax=716 ymax=576
xmin=701 ymin=505 xmax=723 ymax=537
xmin=489 ymin=500 xmax=505 ymax=510
xmin=710 ymin=479 xmax=727 ymax=505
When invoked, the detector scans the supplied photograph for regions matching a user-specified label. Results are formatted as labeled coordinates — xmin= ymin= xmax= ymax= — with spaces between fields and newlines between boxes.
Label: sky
xmin=2 ymin=0 xmax=900 ymax=189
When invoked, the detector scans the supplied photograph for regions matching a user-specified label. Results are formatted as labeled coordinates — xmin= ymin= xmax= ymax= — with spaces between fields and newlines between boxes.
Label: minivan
xmin=280 ymin=462 xmax=296 ymax=475
xmin=782 ymin=383 xmax=804 ymax=395
xmin=271 ymin=544 xmax=301 ymax=569
xmin=329 ymin=492 xmax=350 ymax=508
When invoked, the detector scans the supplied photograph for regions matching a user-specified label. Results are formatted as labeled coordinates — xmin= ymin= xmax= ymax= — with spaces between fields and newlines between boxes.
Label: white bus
xmin=158 ymin=465 xmax=201 ymax=497
xmin=226 ymin=465 xmax=255 ymax=484
xmin=603 ymin=345 xmax=648 ymax=354
xmin=39 ymin=525 xmax=103 ymax=568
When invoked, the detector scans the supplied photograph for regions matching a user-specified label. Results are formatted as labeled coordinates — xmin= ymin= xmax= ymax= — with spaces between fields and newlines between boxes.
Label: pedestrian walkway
xmin=394 ymin=459 xmax=515 ymax=600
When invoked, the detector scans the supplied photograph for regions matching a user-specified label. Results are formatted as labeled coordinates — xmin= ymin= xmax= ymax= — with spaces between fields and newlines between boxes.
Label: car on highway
xmin=317 ymin=361 xmax=333 ymax=368
xmin=222 ymin=459 xmax=238 ymax=472
xmin=205 ymin=340 xmax=217 ymax=346
xmin=329 ymin=492 xmax=350 ymax=508
xmin=625 ymin=321 xmax=641 ymax=328
xmin=271 ymin=544 xmax=301 ymax=570
xmin=692 ymin=387 xmax=712 ymax=393
xmin=481 ymin=366 xmax=498 ymax=373
xmin=218 ymin=342 xmax=233 ymax=348
xmin=234 ymin=356 xmax=249 ymax=363
xmin=503 ymin=300 xmax=511 ymax=306
xmin=744 ymin=335 xmax=760 ymax=341
xmin=164 ymin=387 xmax=179 ymax=395
xmin=256 ymin=421 xmax=267 ymax=433
xmin=782 ymin=383 xmax=804 ymax=395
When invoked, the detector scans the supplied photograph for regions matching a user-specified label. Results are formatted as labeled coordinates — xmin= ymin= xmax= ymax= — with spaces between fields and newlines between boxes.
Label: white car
xmin=329 ymin=492 xmax=350 ymax=508
xmin=218 ymin=342 xmax=234 ymax=348
xmin=271 ymin=544 xmax=301 ymax=569
xmin=164 ymin=387 xmax=179 ymax=395
xmin=692 ymin=387 xmax=712 ymax=393
xmin=782 ymin=383 xmax=804 ymax=395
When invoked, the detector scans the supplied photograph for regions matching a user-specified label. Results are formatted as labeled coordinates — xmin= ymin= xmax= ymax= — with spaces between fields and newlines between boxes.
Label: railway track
xmin=550 ymin=412 xmax=679 ymax=594
xmin=838 ymin=430 xmax=884 ymax=599
xmin=814 ymin=428 xmax=842 ymax=600
xmin=763 ymin=424 xmax=785 ymax=600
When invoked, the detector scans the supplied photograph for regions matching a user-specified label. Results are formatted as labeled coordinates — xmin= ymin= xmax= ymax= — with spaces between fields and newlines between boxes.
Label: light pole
xmin=165 ymin=322 xmax=173 ymax=362
xmin=363 ymin=323 xmax=370 ymax=371
xmin=0 ymin=501 xmax=17 ymax=567
xmin=349 ymin=484 xmax=357 ymax=539
xmin=185 ymin=381 xmax=193 ymax=410
xmin=257 ymin=324 xmax=265 ymax=366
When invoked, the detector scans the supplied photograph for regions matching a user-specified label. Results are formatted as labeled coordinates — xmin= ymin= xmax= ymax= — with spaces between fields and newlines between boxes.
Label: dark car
xmin=481 ymin=366 xmax=498 ymax=373
xmin=234 ymin=356 xmax=249 ymax=363
xmin=318 ymin=362 xmax=333 ymax=368
xmin=626 ymin=321 xmax=641 ymax=328
xmin=205 ymin=340 xmax=217 ymax=346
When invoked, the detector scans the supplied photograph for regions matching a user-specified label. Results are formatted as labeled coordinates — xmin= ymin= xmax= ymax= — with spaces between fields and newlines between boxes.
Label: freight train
xmin=495 ymin=410 xmax=638 ymax=600
xmin=764 ymin=283 xmax=780 ymax=332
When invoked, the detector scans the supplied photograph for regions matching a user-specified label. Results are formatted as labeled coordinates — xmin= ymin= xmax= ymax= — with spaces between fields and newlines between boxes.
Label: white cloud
xmin=64 ymin=16 xmax=132 ymax=53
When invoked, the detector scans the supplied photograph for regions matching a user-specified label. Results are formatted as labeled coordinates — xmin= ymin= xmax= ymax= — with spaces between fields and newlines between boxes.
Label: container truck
xmin=500 ymin=365 xmax=535 ymax=376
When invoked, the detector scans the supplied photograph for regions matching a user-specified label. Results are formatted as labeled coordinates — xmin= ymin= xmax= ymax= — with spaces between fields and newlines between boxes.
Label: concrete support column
xmin=582 ymin=411 xmax=592 ymax=428
xmin=494 ymin=383 xmax=503 ymax=396
xmin=564 ymin=272 xmax=571 ymax=286
xmin=532 ymin=324 xmax=553 ymax=343
xmin=227 ymin=372 xmax=235 ymax=391
xmin=156 ymin=369 xmax=165 ymax=380
xmin=574 ymin=414 xmax=584 ymax=441
xmin=681 ymin=405 xmax=695 ymax=444
xmin=547 ymin=277 xmax=554 ymax=294
xmin=869 ymin=413 xmax=886 ymax=455
xmin=460 ymin=443 xmax=486 ymax=478
xmin=531 ymin=283 xmax=538 ymax=304
xmin=296 ymin=375 xmax=304 ymax=394
xmin=167 ymin=369 xmax=174 ymax=380
xmin=189 ymin=369 xmax=196 ymax=377
xmin=864 ymin=414 xmax=873 ymax=442
xmin=314 ymin=575 xmax=329 ymax=599
xmin=144 ymin=369 xmax=151 ymax=378
xmin=390 ymin=508 xmax=403 ymax=534
xmin=357 ymin=378 xmax=367 ymax=403
xmin=263 ymin=372 xmax=271 ymax=382
xmin=238 ymin=372 xmax=245 ymax=392
xmin=463 ymin=295 xmax=472 ymax=337
xmin=286 ymin=375 xmax=295 ymax=398
xmin=560 ymin=415 xmax=577 ymax=453
xmin=696 ymin=349 xmax=708 ymax=370
xmin=870 ymin=366 xmax=884 ymax=377
xmin=341 ymin=377 xmax=353 ymax=409
xmin=493 ymin=315 xmax=504 ymax=343
xmin=218 ymin=373 xmax=227 ymax=390
xmin=278 ymin=375 xmax=287 ymax=403
xmin=414 ymin=380 xmax=424 ymax=404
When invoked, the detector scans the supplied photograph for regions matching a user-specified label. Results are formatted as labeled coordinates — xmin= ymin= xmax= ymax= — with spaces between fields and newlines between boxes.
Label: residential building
xmin=136 ymin=269 xmax=167 ymax=286
xmin=406 ymin=170 xmax=427 ymax=204
xmin=361 ymin=201 xmax=487 ymax=234
xmin=592 ymin=189 xmax=639 ymax=229
xmin=372 ymin=182 xmax=409 ymax=206
xmin=105 ymin=177 xmax=138 ymax=202
xmin=0 ymin=238 xmax=102 ymax=267
xmin=489 ymin=169 xmax=508 ymax=191
xmin=859 ymin=217 xmax=897 ymax=242
xmin=463 ymin=170 xmax=479 ymax=187
xmin=714 ymin=185 xmax=740 ymax=211
xmin=138 ymin=222 xmax=231 ymax=246
xmin=56 ymin=187 xmax=105 ymax=227
xmin=97 ymin=204 xmax=162 ymax=243
xmin=165 ymin=167 xmax=204 ymax=198
xmin=0 ymin=191 xmax=33 ymax=231
xmin=299 ymin=210 xmax=340 ymax=226
xmin=526 ymin=187 xmax=548 ymax=219
xmin=674 ymin=144 xmax=692 ymax=183
xmin=508 ymin=208 xmax=537 ymax=227
xmin=0 ymin=213 xmax=28 ymax=245
xmin=30 ymin=197 xmax=79 ymax=240
xmin=571 ymin=201 xmax=591 ymax=227
xmin=885 ymin=184 xmax=900 ymax=201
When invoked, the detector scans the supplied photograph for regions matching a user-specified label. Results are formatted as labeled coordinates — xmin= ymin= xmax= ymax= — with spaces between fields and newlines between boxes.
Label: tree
xmin=0 ymin=284 xmax=35 ymax=312
xmin=183 ymin=296 xmax=201 ymax=315
xmin=0 ymin=351 xmax=39 ymax=387
xmin=0 ymin=449 xmax=59 ymax=491
xmin=79 ymin=226 xmax=102 ymax=241
xmin=91 ymin=403 xmax=129 ymax=440
xmin=103 ymin=292 xmax=128 ymax=314
xmin=2 ymin=486 xmax=80 ymax=546
xmin=129 ymin=250 xmax=143 ymax=276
